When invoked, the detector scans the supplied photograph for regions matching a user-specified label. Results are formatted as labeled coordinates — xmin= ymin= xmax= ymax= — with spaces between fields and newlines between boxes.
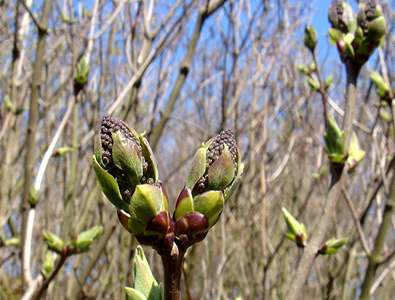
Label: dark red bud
xmin=174 ymin=212 xmax=209 ymax=236
xmin=145 ymin=211 xmax=173 ymax=235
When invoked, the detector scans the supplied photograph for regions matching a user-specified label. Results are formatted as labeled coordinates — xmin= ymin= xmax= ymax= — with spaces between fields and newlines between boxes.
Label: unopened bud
xmin=304 ymin=24 xmax=317 ymax=51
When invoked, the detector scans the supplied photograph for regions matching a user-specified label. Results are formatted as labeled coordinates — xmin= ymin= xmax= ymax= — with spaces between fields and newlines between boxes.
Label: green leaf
xmin=348 ymin=132 xmax=366 ymax=163
xmin=139 ymin=134 xmax=159 ymax=182
xmin=324 ymin=74 xmax=333 ymax=89
xmin=223 ymin=162 xmax=244 ymax=203
xmin=328 ymin=28 xmax=344 ymax=44
xmin=92 ymin=155 xmax=129 ymax=211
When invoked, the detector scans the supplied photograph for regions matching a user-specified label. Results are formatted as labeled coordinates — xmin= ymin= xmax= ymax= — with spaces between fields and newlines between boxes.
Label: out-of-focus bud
xmin=347 ymin=132 xmax=366 ymax=173
xmin=370 ymin=70 xmax=393 ymax=102
xmin=282 ymin=207 xmax=309 ymax=248
xmin=324 ymin=115 xmax=347 ymax=164
xmin=304 ymin=24 xmax=318 ymax=51
xmin=118 ymin=184 xmax=174 ymax=248
xmin=43 ymin=232 xmax=65 ymax=254
xmin=41 ymin=251 xmax=54 ymax=278
xmin=185 ymin=129 xmax=243 ymax=202
xmin=53 ymin=147 xmax=74 ymax=157
xmin=297 ymin=64 xmax=310 ymax=75
xmin=4 ymin=95 xmax=13 ymax=111
xmin=74 ymin=57 xmax=90 ymax=95
xmin=125 ymin=246 xmax=162 ymax=300
xmin=318 ymin=237 xmax=349 ymax=255
xmin=329 ymin=0 xmax=357 ymax=33
xmin=324 ymin=74 xmax=333 ymax=90
xmin=71 ymin=225 xmax=104 ymax=253
xmin=305 ymin=75 xmax=320 ymax=91
xmin=3 ymin=237 xmax=20 ymax=247
xmin=29 ymin=186 xmax=39 ymax=206
xmin=93 ymin=116 xmax=158 ymax=210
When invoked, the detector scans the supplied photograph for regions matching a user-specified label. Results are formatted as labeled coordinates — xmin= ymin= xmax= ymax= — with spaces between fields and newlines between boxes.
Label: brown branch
xmin=20 ymin=0 xmax=53 ymax=288
xmin=148 ymin=0 xmax=227 ymax=150
xmin=33 ymin=254 xmax=68 ymax=300
xmin=285 ymin=59 xmax=361 ymax=300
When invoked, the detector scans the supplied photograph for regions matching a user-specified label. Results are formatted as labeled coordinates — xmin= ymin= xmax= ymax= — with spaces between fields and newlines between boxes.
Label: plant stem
xmin=359 ymin=163 xmax=395 ymax=299
xmin=34 ymin=254 xmax=68 ymax=300
xmin=285 ymin=59 xmax=360 ymax=300
xmin=311 ymin=49 xmax=329 ymax=128
xmin=20 ymin=0 xmax=52 ymax=288
xmin=160 ymin=243 xmax=186 ymax=300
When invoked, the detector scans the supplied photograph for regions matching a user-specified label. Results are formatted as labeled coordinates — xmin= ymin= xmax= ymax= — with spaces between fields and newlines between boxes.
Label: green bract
xmin=347 ymin=132 xmax=366 ymax=173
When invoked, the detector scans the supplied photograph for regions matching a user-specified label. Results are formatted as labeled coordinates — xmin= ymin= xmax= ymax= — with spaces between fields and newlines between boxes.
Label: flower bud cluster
xmin=93 ymin=118 xmax=244 ymax=250
xmin=174 ymin=130 xmax=243 ymax=247
xmin=93 ymin=116 xmax=173 ymax=249
xmin=328 ymin=0 xmax=386 ymax=66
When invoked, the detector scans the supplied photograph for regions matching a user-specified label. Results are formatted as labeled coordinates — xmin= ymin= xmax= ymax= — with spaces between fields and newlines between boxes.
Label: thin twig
xmin=33 ymin=254 xmax=68 ymax=300
xmin=341 ymin=187 xmax=370 ymax=254
xmin=19 ymin=0 xmax=46 ymax=32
